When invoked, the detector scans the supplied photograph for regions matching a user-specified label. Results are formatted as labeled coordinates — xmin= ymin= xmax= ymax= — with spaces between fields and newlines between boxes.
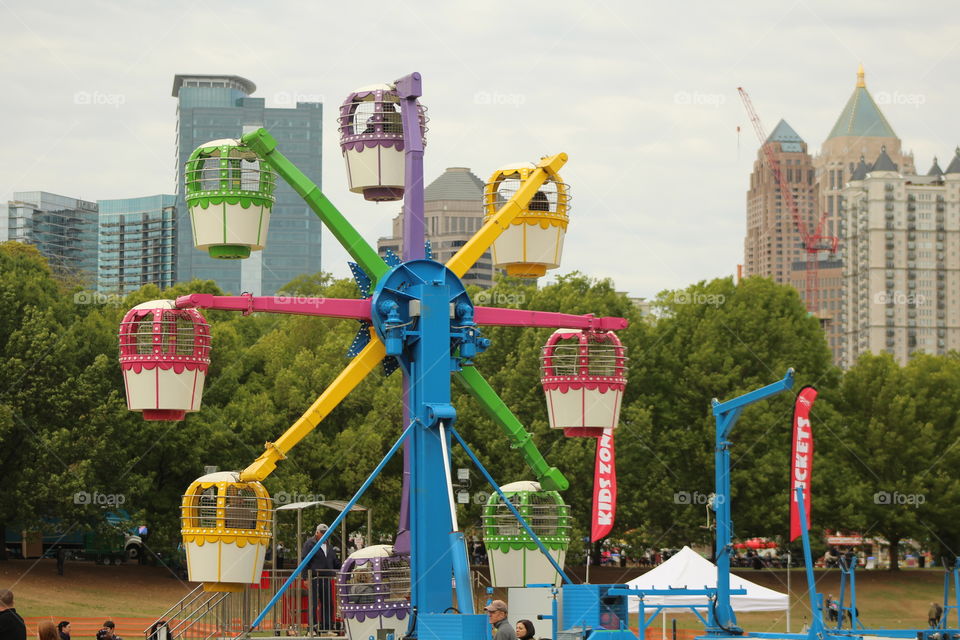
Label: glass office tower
xmin=172 ymin=74 xmax=323 ymax=294
xmin=97 ymin=194 xmax=177 ymax=294
xmin=3 ymin=191 xmax=99 ymax=286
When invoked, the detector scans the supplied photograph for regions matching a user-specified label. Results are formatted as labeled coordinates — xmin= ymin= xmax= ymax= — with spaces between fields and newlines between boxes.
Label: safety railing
xmin=143 ymin=570 xmax=344 ymax=640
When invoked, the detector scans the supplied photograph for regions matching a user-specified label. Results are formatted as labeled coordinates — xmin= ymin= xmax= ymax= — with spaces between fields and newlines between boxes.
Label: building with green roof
xmin=826 ymin=68 xmax=898 ymax=141
xmin=816 ymin=66 xmax=915 ymax=238
xmin=813 ymin=66 xmax=915 ymax=366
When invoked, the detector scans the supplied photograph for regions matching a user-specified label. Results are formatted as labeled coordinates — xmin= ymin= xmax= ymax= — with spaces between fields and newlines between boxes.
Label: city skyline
xmin=2 ymin=1 xmax=959 ymax=299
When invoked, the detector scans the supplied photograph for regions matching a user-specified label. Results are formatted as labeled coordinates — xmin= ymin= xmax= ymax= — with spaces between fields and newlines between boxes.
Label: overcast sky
xmin=2 ymin=1 xmax=958 ymax=299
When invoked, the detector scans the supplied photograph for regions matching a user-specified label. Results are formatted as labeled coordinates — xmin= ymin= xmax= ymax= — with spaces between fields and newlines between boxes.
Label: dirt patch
xmin=0 ymin=559 xmax=195 ymax=620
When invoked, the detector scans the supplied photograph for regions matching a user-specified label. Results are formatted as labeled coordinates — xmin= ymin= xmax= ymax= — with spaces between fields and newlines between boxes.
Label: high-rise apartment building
xmin=2 ymin=191 xmax=99 ymax=285
xmin=813 ymin=67 xmax=916 ymax=364
xmin=744 ymin=66 xmax=925 ymax=366
xmin=840 ymin=149 xmax=960 ymax=367
xmin=97 ymin=195 xmax=177 ymax=295
xmin=744 ymin=120 xmax=819 ymax=283
xmin=741 ymin=120 xmax=844 ymax=354
xmin=172 ymin=74 xmax=323 ymax=295
xmin=377 ymin=167 xmax=494 ymax=288
xmin=787 ymin=257 xmax=845 ymax=357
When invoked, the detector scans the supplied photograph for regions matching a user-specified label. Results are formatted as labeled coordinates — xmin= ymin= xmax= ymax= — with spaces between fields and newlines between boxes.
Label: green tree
xmin=822 ymin=352 xmax=960 ymax=569
xmin=0 ymin=243 xmax=145 ymax=557
xmin=903 ymin=354 xmax=960 ymax=563
xmin=628 ymin=276 xmax=837 ymax=548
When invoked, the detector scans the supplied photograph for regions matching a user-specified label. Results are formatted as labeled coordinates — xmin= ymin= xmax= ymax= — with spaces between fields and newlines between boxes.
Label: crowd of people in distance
xmin=0 ymin=589 xmax=128 ymax=640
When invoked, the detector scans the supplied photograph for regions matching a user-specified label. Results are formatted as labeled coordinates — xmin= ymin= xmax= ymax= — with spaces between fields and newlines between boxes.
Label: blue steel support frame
xmin=707 ymin=369 xmax=794 ymax=636
xmin=836 ymin=554 xmax=863 ymax=631
xmin=607 ymin=587 xmax=745 ymax=639
xmin=369 ymin=258 xmax=483 ymax=636
xmin=411 ymin=280 xmax=456 ymax=612
xmin=942 ymin=560 xmax=960 ymax=629
xmin=249 ymin=422 xmax=414 ymax=629
xmin=793 ymin=491 xmax=960 ymax=640
xmin=450 ymin=426 xmax=572 ymax=583
xmin=796 ymin=487 xmax=827 ymax=640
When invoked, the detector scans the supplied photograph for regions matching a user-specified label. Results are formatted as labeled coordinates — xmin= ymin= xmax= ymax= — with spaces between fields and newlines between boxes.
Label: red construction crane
xmin=738 ymin=87 xmax=837 ymax=315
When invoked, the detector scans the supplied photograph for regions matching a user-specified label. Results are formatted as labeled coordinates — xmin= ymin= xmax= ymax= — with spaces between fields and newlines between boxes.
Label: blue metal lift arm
xmin=712 ymin=369 xmax=795 ymax=436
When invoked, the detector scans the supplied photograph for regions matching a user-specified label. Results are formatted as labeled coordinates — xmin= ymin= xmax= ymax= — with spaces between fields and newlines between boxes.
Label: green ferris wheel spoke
xmin=241 ymin=128 xmax=390 ymax=282
xmin=240 ymin=129 xmax=567 ymax=493
xmin=455 ymin=365 xmax=568 ymax=492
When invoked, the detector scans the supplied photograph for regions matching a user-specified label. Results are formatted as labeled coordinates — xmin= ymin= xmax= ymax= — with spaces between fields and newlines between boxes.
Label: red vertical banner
xmin=790 ymin=386 xmax=818 ymax=541
xmin=591 ymin=428 xmax=616 ymax=542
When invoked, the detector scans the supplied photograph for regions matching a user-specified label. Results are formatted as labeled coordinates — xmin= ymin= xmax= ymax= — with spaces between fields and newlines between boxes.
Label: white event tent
xmin=626 ymin=546 xmax=789 ymax=613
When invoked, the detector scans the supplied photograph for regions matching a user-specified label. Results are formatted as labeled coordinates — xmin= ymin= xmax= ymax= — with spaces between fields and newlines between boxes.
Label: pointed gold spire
xmin=857 ymin=63 xmax=865 ymax=88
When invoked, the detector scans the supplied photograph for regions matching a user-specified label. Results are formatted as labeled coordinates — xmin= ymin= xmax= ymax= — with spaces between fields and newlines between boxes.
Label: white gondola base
xmin=184 ymin=539 xmax=266 ymax=591
xmin=343 ymin=147 xmax=405 ymax=200
xmin=491 ymin=223 xmax=566 ymax=278
xmin=489 ymin=547 xmax=566 ymax=588
xmin=123 ymin=367 xmax=205 ymax=418
xmin=190 ymin=202 xmax=271 ymax=257
xmin=544 ymin=387 xmax=622 ymax=431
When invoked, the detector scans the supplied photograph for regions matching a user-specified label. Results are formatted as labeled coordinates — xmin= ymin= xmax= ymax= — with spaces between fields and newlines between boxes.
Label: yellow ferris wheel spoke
xmin=239 ymin=334 xmax=387 ymax=482
xmin=445 ymin=153 xmax=567 ymax=278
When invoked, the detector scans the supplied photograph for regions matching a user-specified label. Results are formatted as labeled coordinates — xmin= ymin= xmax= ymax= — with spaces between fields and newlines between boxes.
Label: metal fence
xmin=144 ymin=570 xmax=343 ymax=640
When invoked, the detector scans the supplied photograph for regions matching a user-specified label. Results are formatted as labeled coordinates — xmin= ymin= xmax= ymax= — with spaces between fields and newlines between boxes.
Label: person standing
xmin=0 ymin=590 xmax=25 ymax=640
xmin=929 ymin=602 xmax=944 ymax=628
xmin=484 ymin=600 xmax=516 ymax=640
xmin=97 ymin=621 xmax=122 ymax=640
xmin=843 ymin=549 xmax=856 ymax=570
xmin=56 ymin=622 xmax=70 ymax=640
xmin=146 ymin=621 xmax=169 ymax=640
xmin=37 ymin=622 xmax=57 ymax=640
xmin=301 ymin=523 xmax=341 ymax=632
xmin=515 ymin=619 xmax=535 ymax=640
xmin=826 ymin=594 xmax=839 ymax=623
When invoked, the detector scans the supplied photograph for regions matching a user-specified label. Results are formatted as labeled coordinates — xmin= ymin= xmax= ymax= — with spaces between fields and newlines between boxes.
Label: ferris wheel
xmin=119 ymin=72 xmax=628 ymax=640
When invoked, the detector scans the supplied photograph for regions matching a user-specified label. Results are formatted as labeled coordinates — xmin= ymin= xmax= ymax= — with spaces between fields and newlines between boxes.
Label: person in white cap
xmin=484 ymin=600 xmax=516 ymax=640
xmin=301 ymin=523 xmax=341 ymax=632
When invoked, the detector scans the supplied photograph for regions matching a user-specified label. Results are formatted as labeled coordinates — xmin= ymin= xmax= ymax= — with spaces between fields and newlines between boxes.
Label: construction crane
xmin=738 ymin=86 xmax=838 ymax=315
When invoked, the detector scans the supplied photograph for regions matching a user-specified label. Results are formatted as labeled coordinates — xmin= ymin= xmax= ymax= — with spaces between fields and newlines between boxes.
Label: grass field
xmin=641 ymin=568 xmax=947 ymax=633
xmin=1 ymin=559 xmax=952 ymax=636
xmin=0 ymin=558 xmax=193 ymax=619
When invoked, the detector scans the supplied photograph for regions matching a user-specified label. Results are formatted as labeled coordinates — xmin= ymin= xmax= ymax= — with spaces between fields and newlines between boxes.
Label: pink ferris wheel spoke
xmin=473 ymin=306 xmax=628 ymax=331
xmin=172 ymin=294 xmax=629 ymax=331
xmin=175 ymin=293 xmax=372 ymax=320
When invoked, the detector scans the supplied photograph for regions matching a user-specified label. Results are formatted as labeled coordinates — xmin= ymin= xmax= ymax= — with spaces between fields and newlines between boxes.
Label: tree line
xmin=1 ymin=241 xmax=958 ymax=570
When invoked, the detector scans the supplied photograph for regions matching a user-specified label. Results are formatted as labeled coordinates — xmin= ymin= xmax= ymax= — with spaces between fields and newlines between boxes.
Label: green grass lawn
xmin=3 ymin=559 xmax=954 ymax=635
xmin=636 ymin=568 xmax=948 ymax=634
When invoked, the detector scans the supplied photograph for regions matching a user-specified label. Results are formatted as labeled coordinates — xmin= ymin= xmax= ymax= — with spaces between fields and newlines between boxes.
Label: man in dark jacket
xmin=0 ymin=590 xmax=26 ymax=640
xmin=301 ymin=524 xmax=341 ymax=632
